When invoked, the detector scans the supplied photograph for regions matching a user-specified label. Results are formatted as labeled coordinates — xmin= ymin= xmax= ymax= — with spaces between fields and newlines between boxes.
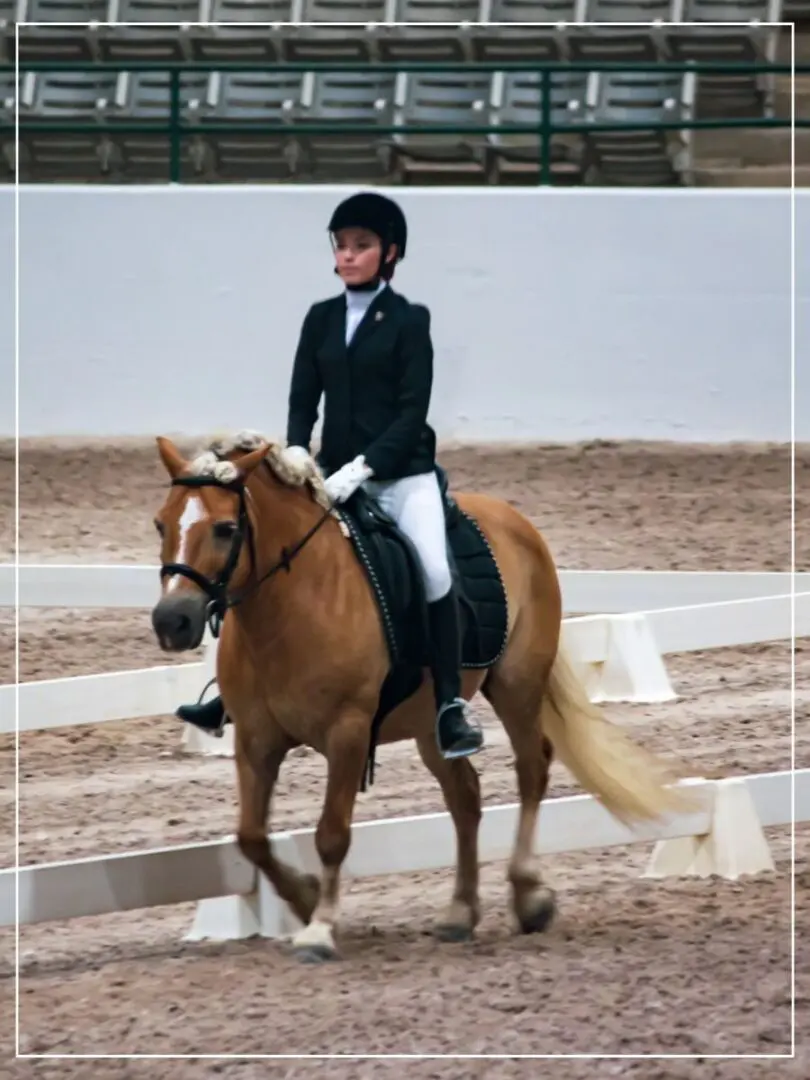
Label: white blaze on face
xmin=166 ymin=494 xmax=205 ymax=593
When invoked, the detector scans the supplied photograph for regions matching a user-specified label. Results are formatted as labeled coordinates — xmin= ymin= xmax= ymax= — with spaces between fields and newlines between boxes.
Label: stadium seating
xmin=0 ymin=0 xmax=801 ymax=184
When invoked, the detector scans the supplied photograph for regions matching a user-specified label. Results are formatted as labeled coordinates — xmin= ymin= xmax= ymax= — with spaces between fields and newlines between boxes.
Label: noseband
xmin=159 ymin=472 xmax=332 ymax=638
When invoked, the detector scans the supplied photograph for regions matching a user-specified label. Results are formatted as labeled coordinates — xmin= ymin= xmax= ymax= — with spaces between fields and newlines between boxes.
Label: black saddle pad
xmin=337 ymin=466 xmax=509 ymax=672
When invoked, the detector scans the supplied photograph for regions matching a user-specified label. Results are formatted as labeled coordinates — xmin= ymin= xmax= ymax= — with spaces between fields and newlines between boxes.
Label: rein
xmin=159 ymin=471 xmax=333 ymax=638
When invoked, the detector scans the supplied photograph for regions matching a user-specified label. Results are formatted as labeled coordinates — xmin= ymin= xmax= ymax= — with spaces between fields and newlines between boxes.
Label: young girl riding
xmin=177 ymin=191 xmax=484 ymax=762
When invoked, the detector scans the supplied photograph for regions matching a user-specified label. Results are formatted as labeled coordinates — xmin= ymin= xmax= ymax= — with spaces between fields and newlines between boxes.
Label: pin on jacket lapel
xmin=345 ymin=285 xmax=392 ymax=358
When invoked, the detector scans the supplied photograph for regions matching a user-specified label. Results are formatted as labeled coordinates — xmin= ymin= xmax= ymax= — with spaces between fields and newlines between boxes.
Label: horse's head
xmin=150 ymin=434 xmax=270 ymax=651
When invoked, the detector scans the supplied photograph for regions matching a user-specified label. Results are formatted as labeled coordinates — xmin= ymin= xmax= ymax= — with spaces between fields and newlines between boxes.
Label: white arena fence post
xmin=643 ymin=776 xmax=776 ymax=880
xmin=563 ymin=611 xmax=677 ymax=705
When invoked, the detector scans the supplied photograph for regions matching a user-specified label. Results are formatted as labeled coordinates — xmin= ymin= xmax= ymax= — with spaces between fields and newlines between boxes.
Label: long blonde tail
xmin=541 ymin=642 xmax=698 ymax=824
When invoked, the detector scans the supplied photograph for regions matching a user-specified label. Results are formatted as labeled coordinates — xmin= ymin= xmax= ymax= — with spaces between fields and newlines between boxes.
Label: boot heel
xmin=176 ymin=695 xmax=227 ymax=734
xmin=436 ymin=698 xmax=484 ymax=760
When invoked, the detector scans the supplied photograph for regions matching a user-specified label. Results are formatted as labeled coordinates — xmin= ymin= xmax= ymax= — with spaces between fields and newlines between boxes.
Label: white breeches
xmin=362 ymin=471 xmax=452 ymax=603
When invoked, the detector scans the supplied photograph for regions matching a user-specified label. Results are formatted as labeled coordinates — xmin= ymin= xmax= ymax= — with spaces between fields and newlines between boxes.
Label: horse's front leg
xmin=291 ymin=707 xmax=370 ymax=963
xmin=234 ymin=719 xmax=321 ymax=927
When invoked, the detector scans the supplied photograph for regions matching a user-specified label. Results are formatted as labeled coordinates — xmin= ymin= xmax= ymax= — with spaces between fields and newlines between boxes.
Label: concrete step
xmin=692 ymin=127 xmax=810 ymax=166
xmin=691 ymin=163 xmax=810 ymax=186
xmin=773 ymin=79 xmax=810 ymax=120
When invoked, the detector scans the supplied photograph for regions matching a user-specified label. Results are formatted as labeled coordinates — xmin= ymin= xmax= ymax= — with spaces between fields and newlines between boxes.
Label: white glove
xmin=323 ymin=455 xmax=374 ymax=504
xmin=282 ymin=445 xmax=311 ymax=471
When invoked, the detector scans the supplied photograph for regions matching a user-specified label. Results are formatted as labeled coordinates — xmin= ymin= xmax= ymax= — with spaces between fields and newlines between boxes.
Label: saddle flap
xmin=346 ymin=488 xmax=398 ymax=534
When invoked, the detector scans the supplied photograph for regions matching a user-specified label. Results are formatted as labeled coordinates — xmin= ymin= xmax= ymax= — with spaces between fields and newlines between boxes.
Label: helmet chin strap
xmin=347 ymin=278 xmax=383 ymax=292
xmin=336 ymin=266 xmax=382 ymax=292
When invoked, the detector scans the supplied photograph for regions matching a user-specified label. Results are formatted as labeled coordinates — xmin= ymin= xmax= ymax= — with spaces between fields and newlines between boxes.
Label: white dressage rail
xmin=2 ymin=565 xmax=805 ymax=612
xmin=2 ymin=769 xmax=805 ymax=933
xmin=2 ymin=592 xmax=806 ymax=736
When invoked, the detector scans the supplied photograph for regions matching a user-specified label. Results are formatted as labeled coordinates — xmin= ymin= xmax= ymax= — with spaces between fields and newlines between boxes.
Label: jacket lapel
xmin=346 ymin=285 xmax=395 ymax=358
xmin=322 ymin=295 xmax=348 ymax=361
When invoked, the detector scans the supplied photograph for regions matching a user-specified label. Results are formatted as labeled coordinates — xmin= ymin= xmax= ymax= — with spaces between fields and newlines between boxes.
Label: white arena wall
xmin=1 ymin=185 xmax=806 ymax=443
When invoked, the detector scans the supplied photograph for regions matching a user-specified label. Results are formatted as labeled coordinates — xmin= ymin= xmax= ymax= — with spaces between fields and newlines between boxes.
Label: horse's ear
xmin=232 ymin=443 xmax=270 ymax=478
xmin=156 ymin=436 xmax=187 ymax=479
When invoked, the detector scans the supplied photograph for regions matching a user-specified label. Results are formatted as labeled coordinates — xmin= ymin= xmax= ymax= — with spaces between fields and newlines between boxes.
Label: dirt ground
xmin=0 ymin=439 xmax=808 ymax=1076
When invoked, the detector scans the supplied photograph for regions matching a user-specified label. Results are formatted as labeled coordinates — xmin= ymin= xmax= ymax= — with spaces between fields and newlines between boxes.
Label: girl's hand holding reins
xmin=323 ymin=456 xmax=374 ymax=504
xmin=282 ymin=445 xmax=311 ymax=471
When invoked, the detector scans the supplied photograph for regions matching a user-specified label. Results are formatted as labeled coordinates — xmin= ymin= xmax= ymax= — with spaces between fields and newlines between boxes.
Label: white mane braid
xmin=188 ymin=429 xmax=335 ymax=515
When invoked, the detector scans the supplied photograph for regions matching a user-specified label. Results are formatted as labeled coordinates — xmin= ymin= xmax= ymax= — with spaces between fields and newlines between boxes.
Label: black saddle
xmin=337 ymin=465 xmax=509 ymax=787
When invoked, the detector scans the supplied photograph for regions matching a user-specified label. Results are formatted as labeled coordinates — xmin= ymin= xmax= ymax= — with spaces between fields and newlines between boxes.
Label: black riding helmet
xmin=328 ymin=192 xmax=407 ymax=284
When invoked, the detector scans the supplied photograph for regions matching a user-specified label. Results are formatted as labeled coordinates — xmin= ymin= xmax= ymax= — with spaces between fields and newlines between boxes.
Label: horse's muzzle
xmin=151 ymin=592 xmax=207 ymax=652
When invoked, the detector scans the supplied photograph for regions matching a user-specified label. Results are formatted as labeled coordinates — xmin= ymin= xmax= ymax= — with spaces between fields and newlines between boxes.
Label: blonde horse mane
xmin=188 ymin=429 xmax=335 ymax=515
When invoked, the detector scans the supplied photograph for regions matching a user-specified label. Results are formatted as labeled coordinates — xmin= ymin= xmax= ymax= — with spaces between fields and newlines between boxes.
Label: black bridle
xmin=159 ymin=471 xmax=333 ymax=638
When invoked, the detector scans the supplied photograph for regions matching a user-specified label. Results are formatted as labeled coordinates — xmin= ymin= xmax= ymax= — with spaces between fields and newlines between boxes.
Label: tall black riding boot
xmin=427 ymin=590 xmax=484 ymax=760
xmin=176 ymin=694 xmax=227 ymax=734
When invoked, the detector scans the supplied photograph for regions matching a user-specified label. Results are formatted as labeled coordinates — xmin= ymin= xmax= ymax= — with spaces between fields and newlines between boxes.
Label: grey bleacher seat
xmin=18 ymin=69 xmax=119 ymax=180
xmin=16 ymin=0 xmax=104 ymax=61
xmin=298 ymin=70 xmax=396 ymax=180
xmin=488 ymin=69 xmax=591 ymax=182
xmin=284 ymin=0 xmax=388 ymax=60
xmin=483 ymin=0 xmax=586 ymax=59
xmin=99 ymin=0 xmax=205 ymax=61
xmin=584 ymin=0 xmax=673 ymax=18
xmin=203 ymin=70 xmax=304 ymax=180
xmin=487 ymin=0 xmax=585 ymax=23
xmin=28 ymin=67 xmax=118 ymax=115
xmin=191 ymin=0 xmax=296 ymax=62
xmin=106 ymin=69 xmax=210 ymax=180
xmin=391 ymin=70 xmax=493 ymax=181
xmin=300 ymin=0 xmax=389 ymax=17
xmin=0 ymin=70 xmax=17 ymax=177
xmin=582 ymin=70 xmax=695 ymax=184
xmin=472 ymin=31 xmax=562 ymax=63
xmin=666 ymin=0 xmax=782 ymax=117
xmin=571 ymin=0 xmax=673 ymax=61
xmin=380 ymin=0 xmax=484 ymax=61
xmin=393 ymin=0 xmax=482 ymax=19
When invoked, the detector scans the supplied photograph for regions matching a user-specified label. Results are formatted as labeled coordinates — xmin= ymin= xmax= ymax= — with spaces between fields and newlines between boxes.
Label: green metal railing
xmin=2 ymin=59 xmax=807 ymax=183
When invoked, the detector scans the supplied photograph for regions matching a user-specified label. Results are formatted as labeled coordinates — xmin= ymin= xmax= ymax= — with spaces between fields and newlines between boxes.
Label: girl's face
xmin=333 ymin=227 xmax=395 ymax=286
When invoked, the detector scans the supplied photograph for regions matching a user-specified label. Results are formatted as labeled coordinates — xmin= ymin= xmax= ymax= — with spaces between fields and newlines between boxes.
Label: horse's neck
xmin=240 ymin=472 xmax=341 ymax=624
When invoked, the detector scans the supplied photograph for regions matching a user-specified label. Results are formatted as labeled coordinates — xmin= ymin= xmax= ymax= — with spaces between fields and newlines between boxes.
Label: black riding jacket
xmin=285 ymin=284 xmax=437 ymax=481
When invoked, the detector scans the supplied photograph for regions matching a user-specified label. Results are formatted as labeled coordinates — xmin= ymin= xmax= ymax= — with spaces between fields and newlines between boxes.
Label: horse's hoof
xmin=518 ymin=888 xmax=557 ymax=935
xmin=434 ymin=923 xmax=474 ymax=943
xmin=291 ymin=919 xmax=338 ymax=963
xmin=294 ymin=943 xmax=339 ymax=964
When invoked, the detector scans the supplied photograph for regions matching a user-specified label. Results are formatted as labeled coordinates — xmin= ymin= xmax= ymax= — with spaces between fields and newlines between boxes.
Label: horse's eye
xmin=213 ymin=521 xmax=238 ymax=541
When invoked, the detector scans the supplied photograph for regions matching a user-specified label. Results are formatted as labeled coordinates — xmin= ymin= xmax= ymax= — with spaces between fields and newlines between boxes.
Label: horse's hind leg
xmin=482 ymin=668 xmax=557 ymax=934
xmin=415 ymin=730 xmax=482 ymax=942
xmin=234 ymin=720 xmax=321 ymax=928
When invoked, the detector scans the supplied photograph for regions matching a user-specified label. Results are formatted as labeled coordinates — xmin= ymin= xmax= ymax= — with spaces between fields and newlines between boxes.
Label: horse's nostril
xmin=152 ymin=600 xmax=201 ymax=649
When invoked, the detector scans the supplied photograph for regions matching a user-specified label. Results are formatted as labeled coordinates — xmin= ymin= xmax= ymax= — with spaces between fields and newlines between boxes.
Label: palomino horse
xmin=150 ymin=431 xmax=693 ymax=963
